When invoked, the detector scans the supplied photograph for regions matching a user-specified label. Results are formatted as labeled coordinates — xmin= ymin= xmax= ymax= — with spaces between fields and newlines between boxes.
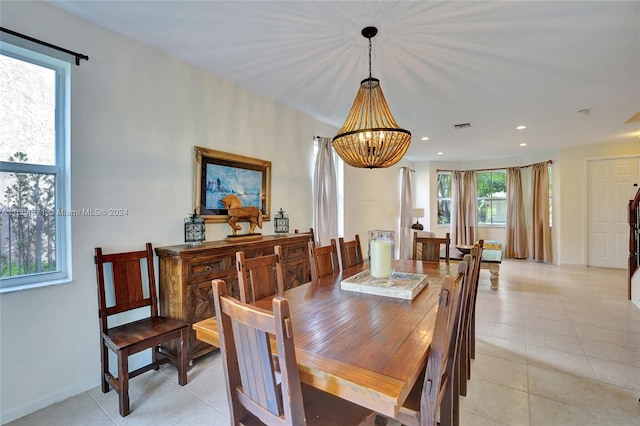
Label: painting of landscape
xmin=204 ymin=163 xmax=263 ymax=213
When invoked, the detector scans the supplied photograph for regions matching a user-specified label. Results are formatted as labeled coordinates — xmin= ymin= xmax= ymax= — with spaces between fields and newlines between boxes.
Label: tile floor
xmin=8 ymin=260 xmax=640 ymax=426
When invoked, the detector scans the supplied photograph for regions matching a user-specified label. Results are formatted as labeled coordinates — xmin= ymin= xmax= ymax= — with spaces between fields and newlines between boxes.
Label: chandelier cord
xmin=368 ymin=36 xmax=373 ymax=79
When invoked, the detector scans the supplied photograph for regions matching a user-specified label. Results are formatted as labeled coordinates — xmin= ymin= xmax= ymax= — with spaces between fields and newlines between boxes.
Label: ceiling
xmin=49 ymin=0 xmax=640 ymax=162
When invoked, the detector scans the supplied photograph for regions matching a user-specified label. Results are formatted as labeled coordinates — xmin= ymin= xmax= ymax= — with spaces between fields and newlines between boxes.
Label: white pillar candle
xmin=370 ymin=239 xmax=393 ymax=278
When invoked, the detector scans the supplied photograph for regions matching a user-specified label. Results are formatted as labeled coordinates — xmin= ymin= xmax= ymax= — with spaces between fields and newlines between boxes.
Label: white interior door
xmin=587 ymin=157 xmax=639 ymax=268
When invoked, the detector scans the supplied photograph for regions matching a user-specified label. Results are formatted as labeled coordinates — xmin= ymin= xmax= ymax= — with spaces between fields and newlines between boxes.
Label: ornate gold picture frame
xmin=194 ymin=147 xmax=271 ymax=223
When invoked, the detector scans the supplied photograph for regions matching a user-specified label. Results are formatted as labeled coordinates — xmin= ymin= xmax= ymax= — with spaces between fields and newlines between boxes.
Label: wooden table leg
xmin=489 ymin=264 xmax=499 ymax=290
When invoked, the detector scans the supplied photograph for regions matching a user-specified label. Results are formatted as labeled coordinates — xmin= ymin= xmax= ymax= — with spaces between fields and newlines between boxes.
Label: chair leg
xmin=117 ymin=350 xmax=130 ymax=417
xmin=452 ymin=357 xmax=461 ymax=426
xmin=152 ymin=344 xmax=159 ymax=370
xmin=177 ymin=328 xmax=189 ymax=386
xmin=440 ymin=380 xmax=454 ymax=426
xmin=374 ymin=414 xmax=388 ymax=425
xmin=100 ymin=341 xmax=110 ymax=393
xmin=470 ymin=313 xmax=476 ymax=359
xmin=459 ymin=330 xmax=468 ymax=397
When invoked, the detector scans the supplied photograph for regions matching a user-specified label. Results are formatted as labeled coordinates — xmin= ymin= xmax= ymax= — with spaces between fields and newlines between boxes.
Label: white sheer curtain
xmin=399 ymin=167 xmax=414 ymax=259
xmin=313 ymin=137 xmax=338 ymax=247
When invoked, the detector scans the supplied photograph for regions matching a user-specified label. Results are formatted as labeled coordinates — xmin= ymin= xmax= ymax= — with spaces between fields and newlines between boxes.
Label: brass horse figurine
xmin=220 ymin=194 xmax=263 ymax=235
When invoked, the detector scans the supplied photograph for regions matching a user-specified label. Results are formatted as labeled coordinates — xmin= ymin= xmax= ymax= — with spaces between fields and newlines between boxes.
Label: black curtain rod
xmin=437 ymin=160 xmax=552 ymax=173
xmin=0 ymin=27 xmax=89 ymax=65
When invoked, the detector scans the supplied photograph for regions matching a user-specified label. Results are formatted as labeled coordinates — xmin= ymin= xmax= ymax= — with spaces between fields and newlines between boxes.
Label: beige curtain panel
xmin=450 ymin=170 xmax=464 ymax=245
xmin=461 ymin=170 xmax=478 ymax=245
xmin=450 ymin=170 xmax=477 ymax=245
xmin=505 ymin=167 xmax=529 ymax=259
xmin=531 ymin=162 xmax=552 ymax=262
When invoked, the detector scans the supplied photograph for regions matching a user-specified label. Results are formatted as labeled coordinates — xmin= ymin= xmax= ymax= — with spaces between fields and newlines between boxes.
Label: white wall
xmin=0 ymin=2 xmax=337 ymax=423
xmin=342 ymin=158 xmax=414 ymax=259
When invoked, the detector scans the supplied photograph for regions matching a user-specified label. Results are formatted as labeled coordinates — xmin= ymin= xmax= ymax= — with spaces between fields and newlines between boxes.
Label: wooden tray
xmin=340 ymin=270 xmax=429 ymax=300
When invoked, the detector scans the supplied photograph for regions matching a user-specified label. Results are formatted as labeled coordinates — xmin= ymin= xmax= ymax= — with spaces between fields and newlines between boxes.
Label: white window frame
xmin=0 ymin=42 xmax=72 ymax=293
xmin=436 ymin=171 xmax=451 ymax=226
xmin=477 ymin=170 xmax=507 ymax=227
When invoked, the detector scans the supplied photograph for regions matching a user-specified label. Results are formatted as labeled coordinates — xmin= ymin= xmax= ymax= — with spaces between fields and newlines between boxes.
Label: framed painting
xmin=194 ymin=147 xmax=271 ymax=223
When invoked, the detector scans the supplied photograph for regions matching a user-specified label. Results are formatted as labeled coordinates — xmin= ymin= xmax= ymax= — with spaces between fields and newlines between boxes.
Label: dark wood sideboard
xmin=155 ymin=233 xmax=313 ymax=362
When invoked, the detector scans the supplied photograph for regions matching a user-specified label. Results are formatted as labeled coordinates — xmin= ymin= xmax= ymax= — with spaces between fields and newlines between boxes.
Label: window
xmin=436 ymin=170 xmax=507 ymax=226
xmin=436 ymin=172 xmax=451 ymax=225
xmin=477 ymin=170 xmax=506 ymax=225
xmin=0 ymin=42 xmax=71 ymax=292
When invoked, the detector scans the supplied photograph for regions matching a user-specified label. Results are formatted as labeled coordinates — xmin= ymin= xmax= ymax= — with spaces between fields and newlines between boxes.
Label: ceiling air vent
xmin=453 ymin=122 xmax=472 ymax=129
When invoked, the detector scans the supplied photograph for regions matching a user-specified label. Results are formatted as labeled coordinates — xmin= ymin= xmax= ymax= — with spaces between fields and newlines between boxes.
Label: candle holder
xmin=274 ymin=208 xmax=289 ymax=235
xmin=368 ymin=230 xmax=395 ymax=281
xmin=184 ymin=209 xmax=205 ymax=246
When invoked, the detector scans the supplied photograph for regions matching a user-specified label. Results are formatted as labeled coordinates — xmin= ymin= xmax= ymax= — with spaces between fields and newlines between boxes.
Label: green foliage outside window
xmin=436 ymin=173 xmax=451 ymax=224
xmin=1 ymin=153 xmax=57 ymax=278
xmin=477 ymin=171 xmax=506 ymax=225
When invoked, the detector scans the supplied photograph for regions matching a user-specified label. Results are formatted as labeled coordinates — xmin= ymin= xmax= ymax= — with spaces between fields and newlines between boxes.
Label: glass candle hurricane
xmin=368 ymin=230 xmax=395 ymax=279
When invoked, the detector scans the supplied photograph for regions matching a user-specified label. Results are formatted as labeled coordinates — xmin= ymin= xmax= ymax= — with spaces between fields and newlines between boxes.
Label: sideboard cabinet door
xmin=155 ymin=233 xmax=313 ymax=362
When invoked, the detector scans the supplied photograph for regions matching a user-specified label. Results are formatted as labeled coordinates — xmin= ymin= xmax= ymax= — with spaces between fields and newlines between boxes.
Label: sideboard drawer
xmin=282 ymin=242 xmax=308 ymax=260
xmin=188 ymin=256 xmax=232 ymax=283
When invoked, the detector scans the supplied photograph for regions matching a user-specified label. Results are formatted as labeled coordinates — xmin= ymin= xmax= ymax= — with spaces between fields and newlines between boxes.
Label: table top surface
xmin=192 ymin=259 xmax=453 ymax=417
xmin=449 ymin=246 xmax=503 ymax=263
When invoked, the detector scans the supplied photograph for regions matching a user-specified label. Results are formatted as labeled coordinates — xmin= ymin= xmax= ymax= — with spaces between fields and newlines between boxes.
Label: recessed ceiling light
xmin=516 ymin=125 xmax=527 ymax=130
xmin=437 ymin=152 xmax=443 ymax=155
xmin=520 ymin=143 xmax=527 ymax=147
xmin=421 ymin=136 xmax=429 ymax=141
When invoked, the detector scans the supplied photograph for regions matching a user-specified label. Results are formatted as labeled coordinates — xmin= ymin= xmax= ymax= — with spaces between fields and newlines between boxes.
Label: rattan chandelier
xmin=332 ymin=26 xmax=412 ymax=169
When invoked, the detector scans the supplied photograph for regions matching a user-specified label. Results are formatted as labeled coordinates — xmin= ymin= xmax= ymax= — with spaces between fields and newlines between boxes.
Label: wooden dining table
xmin=192 ymin=259 xmax=453 ymax=418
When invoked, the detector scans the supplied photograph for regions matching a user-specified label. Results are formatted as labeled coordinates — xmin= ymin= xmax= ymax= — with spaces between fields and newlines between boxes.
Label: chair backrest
xmin=236 ymin=245 xmax=286 ymax=304
xmin=419 ymin=269 xmax=464 ymax=426
xmin=412 ymin=232 xmax=451 ymax=263
xmin=338 ymin=234 xmax=363 ymax=270
xmin=464 ymin=240 xmax=484 ymax=322
xmin=212 ymin=279 xmax=306 ymax=426
xmin=308 ymin=240 xmax=339 ymax=283
xmin=94 ymin=243 xmax=158 ymax=332
xmin=457 ymin=241 xmax=484 ymax=397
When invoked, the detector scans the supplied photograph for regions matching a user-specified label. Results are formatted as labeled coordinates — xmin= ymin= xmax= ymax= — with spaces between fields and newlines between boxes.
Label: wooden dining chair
xmin=459 ymin=240 xmax=483 ymax=396
xmin=236 ymin=245 xmax=285 ymax=303
xmin=308 ymin=240 xmax=339 ymax=284
xmin=211 ymin=279 xmax=376 ymax=425
xmin=94 ymin=243 xmax=189 ymax=417
xmin=412 ymin=232 xmax=451 ymax=264
xmin=384 ymin=269 xmax=465 ymax=426
xmin=295 ymin=227 xmax=315 ymax=244
xmin=469 ymin=240 xmax=484 ymax=360
xmin=338 ymin=234 xmax=363 ymax=270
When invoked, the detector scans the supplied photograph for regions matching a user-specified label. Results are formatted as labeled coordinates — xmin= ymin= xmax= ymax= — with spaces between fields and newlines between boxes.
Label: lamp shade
xmin=411 ymin=208 xmax=425 ymax=218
